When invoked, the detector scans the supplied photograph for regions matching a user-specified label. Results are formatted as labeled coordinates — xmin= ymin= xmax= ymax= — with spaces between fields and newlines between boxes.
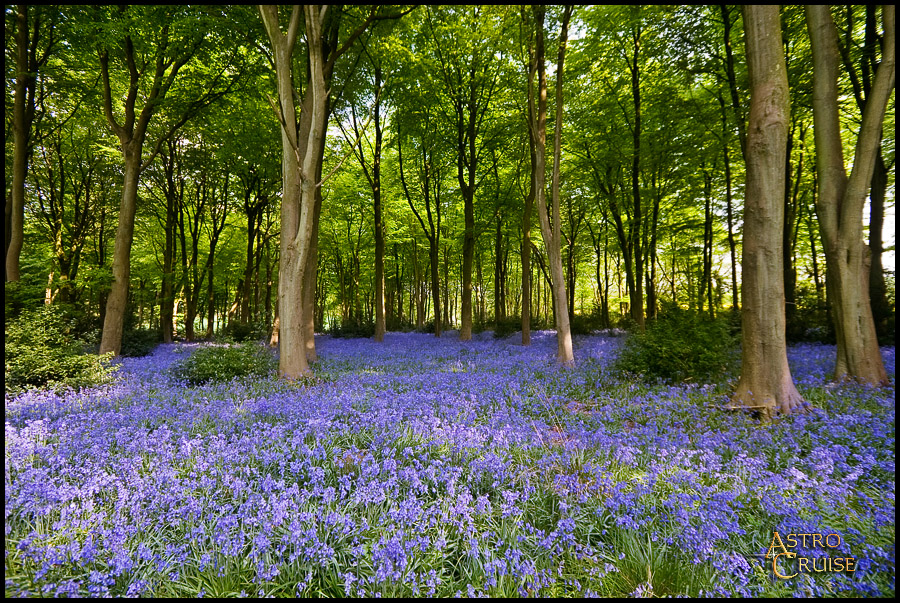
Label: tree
xmin=426 ymin=6 xmax=506 ymax=341
xmin=806 ymin=5 xmax=892 ymax=385
xmin=96 ymin=6 xmax=243 ymax=355
xmin=730 ymin=5 xmax=803 ymax=420
xmin=6 ymin=5 xmax=56 ymax=282
xmin=260 ymin=5 xmax=409 ymax=378
xmin=528 ymin=5 xmax=575 ymax=366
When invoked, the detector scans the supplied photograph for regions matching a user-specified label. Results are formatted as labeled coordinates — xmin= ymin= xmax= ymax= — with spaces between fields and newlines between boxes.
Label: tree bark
xmin=529 ymin=5 xmax=575 ymax=366
xmin=806 ymin=4 xmax=891 ymax=385
xmin=730 ymin=5 xmax=803 ymax=420
xmin=7 ymin=6 xmax=32 ymax=282
xmin=98 ymin=11 xmax=200 ymax=356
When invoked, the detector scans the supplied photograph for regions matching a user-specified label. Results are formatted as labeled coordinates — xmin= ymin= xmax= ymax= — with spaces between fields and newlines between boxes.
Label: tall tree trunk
xmin=101 ymin=147 xmax=142 ymax=355
xmin=98 ymin=12 xmax=199 ymax=356
xmin=730 ymin=4 xmax=803 ymax=420
xmin=628 ymin=11 xmax=645 ymax=330
xmin=719 ymin=93 xmax=740 ymax=312
xmin=521 ymin=90 xmax=537 ymax=346
xmin=7 ymin=6 xmax=33 ymax=282
xmin=806 ymin=4 xmax=891 ymax=385
xmin=372 ymin=67 xmax=386 ymax=342
xmin=868 ymin=151 xmax=890 ymax=340
xmin=529 ymin=5 xmax=574 ymax=366
xmin=260 ymin=5 xmax=313 ymax=378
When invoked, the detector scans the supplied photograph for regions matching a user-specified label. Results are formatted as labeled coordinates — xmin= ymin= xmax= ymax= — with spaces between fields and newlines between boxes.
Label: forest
xmin=4 ymin=4 xmax=896 ymax=598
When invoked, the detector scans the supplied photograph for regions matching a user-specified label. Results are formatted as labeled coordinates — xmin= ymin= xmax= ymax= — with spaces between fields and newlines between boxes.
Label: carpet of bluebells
xmin=5 ymin=332 xmax=895 ymax=597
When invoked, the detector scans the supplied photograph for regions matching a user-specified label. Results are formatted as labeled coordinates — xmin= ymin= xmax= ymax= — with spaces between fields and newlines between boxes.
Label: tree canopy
xmin=5 ymin=4 xmax=895 ymax=390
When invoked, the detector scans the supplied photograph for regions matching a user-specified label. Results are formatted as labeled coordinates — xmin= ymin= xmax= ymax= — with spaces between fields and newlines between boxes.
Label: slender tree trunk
xmin=521 ymin=97 xmax=537 ymax=346
xmin=529 ymin=5 xmax=574 ymax=365
xmin=730 ymin=4 xmax=803 ymax=420
xmin=807 ymin=4 xmax=891 ymax=385
xmin=101 ymin=148 xmax=142 ymax=355
xmin=373 ymin=67 xmax=386 ymax=342
xmin=6 ymin=6 xmax=34 ymax=282
xmin=721 ymin=101 xmax=740 ymax=311
xmin=628 ymin=13 xmax=645 ymax=330
xmin=868 ymin=150 xmax=890 ymax=340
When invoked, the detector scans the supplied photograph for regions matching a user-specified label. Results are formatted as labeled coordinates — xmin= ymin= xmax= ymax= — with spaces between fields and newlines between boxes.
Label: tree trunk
xmin=100 ymin=147 xmax=142 ymax=355
xmin=372 ymin=67 xmax=386 ymax=342
xmin=806 ymin=4 xmax=891 ymax=385
xmin=868 ymin=151 xmax=890 ymax=341
xmin=7 ymin=6 xmax=30 ymax=282
xmin=628 ymin=12 xmax=645 ymax=330
xmin=529 ymin=5 xmax=574 ymax=366
xmin=521 ymin=136 xmax=535 ymax=346
xmin=730 ymin=4 xmax=803 ymax=420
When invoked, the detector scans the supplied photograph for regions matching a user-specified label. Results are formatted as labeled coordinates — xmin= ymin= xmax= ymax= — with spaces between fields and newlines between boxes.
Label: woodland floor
xmin=5 ymin=332 xmax=895 ymax=597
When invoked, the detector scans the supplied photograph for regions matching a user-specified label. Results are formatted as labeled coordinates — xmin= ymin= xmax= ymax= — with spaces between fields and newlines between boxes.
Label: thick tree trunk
xmin=807 ymin=4 xmax=891 ymax=385
xmin=261 ymin=5 xmax=317 ymax=378
xmin=730 ymin=5 xmax=803 ymax=420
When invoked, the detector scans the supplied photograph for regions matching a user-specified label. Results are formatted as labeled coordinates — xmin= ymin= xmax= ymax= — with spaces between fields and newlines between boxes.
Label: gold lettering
xmin=798 ymin=557 xmax=810 ymax=573
xmin=812 ymin=533 xmax=823 ymax=549
xmin=766 ymin=531 xmax=791 ymax=559
xmin=833 ymin=557 xmax=844 ymax=572
xmin=845 ymin=558 xmax=856 ymax=572
xmin=825 ymin=533 xmax=841 ymax=548
xmin=773 ymin=553 xmax=798 ymax=579
xmin=785 ymin=532 xmax=798 ymax=548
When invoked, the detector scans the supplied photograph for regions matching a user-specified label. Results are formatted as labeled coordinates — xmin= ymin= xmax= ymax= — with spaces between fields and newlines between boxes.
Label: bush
xmin=5 ymin=305 xmax=117 ymax=394
xmin=223 ymin=321 xmax=266 ymax=343
xmin=786 ymin=282 xmax=833 ymax=344
xmin=570 ymin=305 xmax=609 ymax=335
xmin=169 ymin=343 xmax=277 ymax=385
xmin=329 ymin=318 xmax=375 ymax=339
xmin=614 ymin=305 xmax=739 ymax=384
xmin=493 ymin=316 xmax=522 ymax=339
xmin=120 ymin=328 xmax=161 ymax=357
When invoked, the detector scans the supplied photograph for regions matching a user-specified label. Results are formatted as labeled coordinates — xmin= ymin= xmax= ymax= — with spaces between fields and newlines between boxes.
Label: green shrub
xmin=493 ymin=316 xmax=522 ymax=339
xmin=614 ymin=305 xmax=739 ymax=384
xmin=329 ymin=318 xmax=375 ymax=339
xmin=223 ymin=321 xmax=265 ymax=343
xmin=5 ymin=305 xmax=117 ymax=394
xmin=169 ymin=343 xmax=277 ymax=385
xmin=570 ymin=305 xmax=609 ymax=335
xmin=120 ymin=328 xmax=161 ymax=357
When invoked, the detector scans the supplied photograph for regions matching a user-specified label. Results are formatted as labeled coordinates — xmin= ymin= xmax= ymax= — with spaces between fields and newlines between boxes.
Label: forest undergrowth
xmin=5 ymin=332 xmax=895 ymax=597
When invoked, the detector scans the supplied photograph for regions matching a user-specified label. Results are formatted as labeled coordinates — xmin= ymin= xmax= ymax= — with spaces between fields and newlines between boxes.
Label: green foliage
xmin=570 ymin=306 xmax=609 ymax=336
xmin=328 ymin=318 xmax=376 ymax=339
xmin=493 ymin=316 xmax=522 ymax=339
xmin=120 ymin=329 xmax=161 ymax=358
xmin=786 ymin=282 xmax=833 ymax=344
xmin=223 ymin=321 xmax=265 ymax=343
xmin=5 ymin=305 xmax=118 ymax=394
xmin=169 ymin=343 xmax=277 ymax=385
xmin=4 ymin=279 xmax=46 ymax=322
xmin=615 ymin=305 xmax=739 ymax=384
